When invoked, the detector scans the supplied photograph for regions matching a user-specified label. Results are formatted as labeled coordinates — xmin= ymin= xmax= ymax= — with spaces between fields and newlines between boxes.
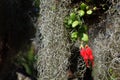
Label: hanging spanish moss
xmin=36 ymin=0 xmax=71 ymax=79
xmin=90 ymin=0 xmax=120 ymax=79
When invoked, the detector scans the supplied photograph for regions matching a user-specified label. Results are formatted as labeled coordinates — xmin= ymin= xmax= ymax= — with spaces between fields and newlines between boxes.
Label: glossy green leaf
xmin=81 ymin=33 xmax=89 ymax=42
xmin=71 ymin=32 xmax=78 ymax=40
xmin=70 ymin=13 xmax=76 ymax=20
xmin=78 ymin=10 xmax=85 ymax=17
xmin=86 ymin=10 xmax=93 ymax=15
xmin=80 ymin=3 xmax=87 ymax=10
xmin=68 ymin=19 xmax=73 ymax=25
xmin=72 ymin=21 xmax=79 ymax=28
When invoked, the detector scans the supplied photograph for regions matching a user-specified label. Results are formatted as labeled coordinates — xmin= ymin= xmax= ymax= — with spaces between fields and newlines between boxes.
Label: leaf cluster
xmin=64 ymin=2 xmax=95 ymax=42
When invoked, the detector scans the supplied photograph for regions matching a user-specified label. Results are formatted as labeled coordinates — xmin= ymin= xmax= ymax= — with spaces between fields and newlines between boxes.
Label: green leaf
xmin=22 ymin=63 xmax=32 ymax=75
xmin=27 ymin=46 xmax=34 ymax=62
xmin=72 ymin=21 xmax=79 ymax=28
xmin=93 ymin=7 xmax=97 ymax=11
xmin=86 ymin=10 xmax=93 ymax=15
xmin=71 ymin=32 xmax=78 ymax=40
xmin=78 ymin=10 xmax=85 ymax=17
xmin=74 ymin=8 xmax=78 ymax=12
xmin=86 ymin=6 xmax=89 ymax=10
xmin=81 ymin=33 xmax=89 ymax=42
xmin=80 ymin=3 xmax=87 ymax=10
xmin=68 ymin=19 xmax=73 ymax=25
xmin=70 ymin=13 xmax=76 ymax=20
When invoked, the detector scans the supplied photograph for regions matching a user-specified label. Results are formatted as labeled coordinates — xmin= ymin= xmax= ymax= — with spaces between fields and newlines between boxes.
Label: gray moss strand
xmin=90 ymin=1 xmax=120 ymax=80
xmin=36 ymin=0 xmax=71 ymax=80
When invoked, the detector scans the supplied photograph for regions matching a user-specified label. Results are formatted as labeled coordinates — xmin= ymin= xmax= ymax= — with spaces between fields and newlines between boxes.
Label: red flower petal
xmin=80 ymin=47 xmax=85 ymax=57
xmin=85 ymin=45 xmax=94 ymax=67
xmin=89 ymin=55 xmax=94 ymax=67
xmin=85 ymin=45 xmax=93 ymax=56
xmin=80 ymin=47 xmax=89 ymax=67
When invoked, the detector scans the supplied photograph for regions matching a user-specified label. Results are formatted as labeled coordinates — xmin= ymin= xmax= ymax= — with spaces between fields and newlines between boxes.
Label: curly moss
xmin=36 ymin=0 xmax=71 ymax=79
xmin=36 ymin=0 xmax=119 ymax=80
xmin=90 ymin=1 xmax=120 ymax=80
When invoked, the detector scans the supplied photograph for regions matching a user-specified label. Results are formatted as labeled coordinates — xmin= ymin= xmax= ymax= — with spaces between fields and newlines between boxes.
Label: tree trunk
xmin=36 ymin=0 xmax=120 ymax=80
xmin=36 ymin=0 xmax=71 ymax=79
xmin=90 ymin=1 xmax=120 ymax=80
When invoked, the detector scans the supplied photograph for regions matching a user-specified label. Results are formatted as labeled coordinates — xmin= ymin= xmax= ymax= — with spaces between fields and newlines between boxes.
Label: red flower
xmin=85 ymin=45 xmax=94 ymax=67
xmin=80 ymin=45 xmax=94 ymax=68
xmin=80 ymin=47 xmax=89 ymax=67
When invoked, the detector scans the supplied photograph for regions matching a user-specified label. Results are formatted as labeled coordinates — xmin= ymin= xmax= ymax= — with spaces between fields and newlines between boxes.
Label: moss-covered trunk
xmin=36 ymin=0 xmax=71 ymax=79
xmin=36 ymin=0 xmax=120 ymax=80
xmin=90 ymin=1 xmax=120 ymax=80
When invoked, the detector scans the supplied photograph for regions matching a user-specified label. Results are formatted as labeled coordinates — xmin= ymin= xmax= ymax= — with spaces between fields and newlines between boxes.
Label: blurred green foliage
xmin=34 ymin=0 xmax=40 ymax=8
xmin=15 ymin=44 xmax=36 ymax=77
